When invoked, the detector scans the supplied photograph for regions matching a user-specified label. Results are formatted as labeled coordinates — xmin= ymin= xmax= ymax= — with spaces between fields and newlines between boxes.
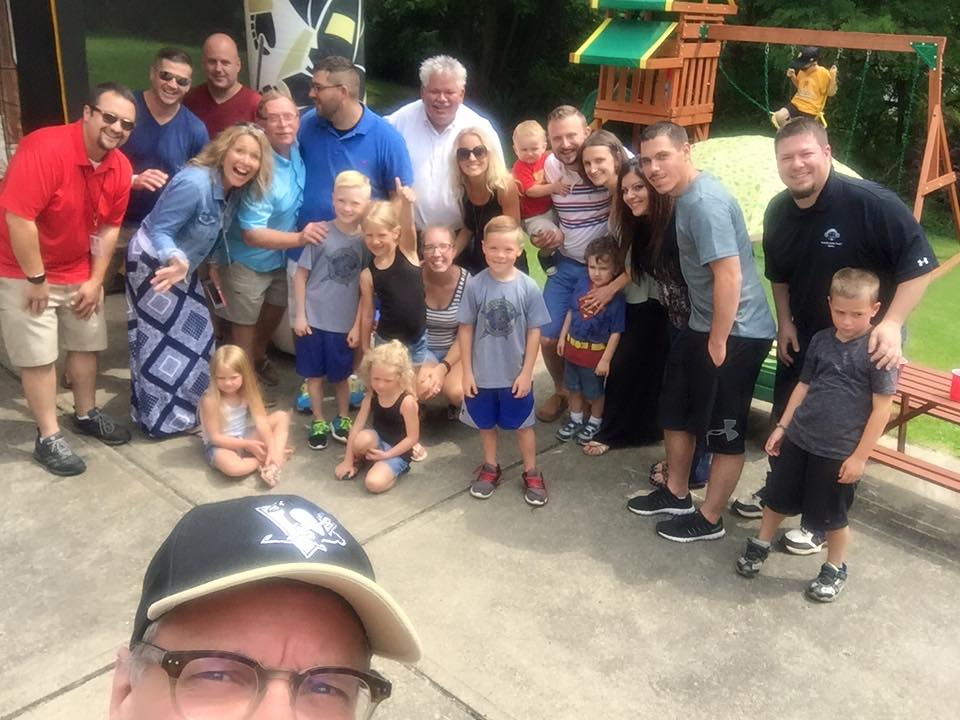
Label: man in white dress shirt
xmin=387 ymin=55 xmax=502 ymax=229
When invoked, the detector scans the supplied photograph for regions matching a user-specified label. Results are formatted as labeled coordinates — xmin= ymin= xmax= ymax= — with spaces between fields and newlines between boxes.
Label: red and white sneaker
xmin=470 ymin=463 xmax=502 ymax=499
xmin=522 ymin=468 xmax=548 ymax=507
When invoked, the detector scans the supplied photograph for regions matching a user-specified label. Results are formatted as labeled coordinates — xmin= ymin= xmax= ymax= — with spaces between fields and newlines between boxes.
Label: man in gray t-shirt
xmin=627 ymin=122 xmax=774 ymax=544
xmin=295 ymin=224 xmax=369 ymax=334
xmin=675 ymin=172 xmax=776 ymax=339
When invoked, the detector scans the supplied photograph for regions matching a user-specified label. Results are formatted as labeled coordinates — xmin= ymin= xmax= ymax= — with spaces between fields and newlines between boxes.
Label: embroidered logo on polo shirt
xmin=821 ymin=228 xmax=842 ymax=248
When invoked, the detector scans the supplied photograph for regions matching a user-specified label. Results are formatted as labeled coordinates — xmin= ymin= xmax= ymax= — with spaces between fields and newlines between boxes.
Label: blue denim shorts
xmin=564 ymin=360 xmax=605 ymax=401
xmin=374 ymin=331 xmax=429 ymax=365
xmin=372 ymin=435 xmax=411 ymax=477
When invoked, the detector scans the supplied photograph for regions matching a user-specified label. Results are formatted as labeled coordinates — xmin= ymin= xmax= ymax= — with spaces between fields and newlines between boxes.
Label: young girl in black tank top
xmin=359 ymin=182 xmax=428 ymax=364
xmin=335 ymin=340 xmax=420 ymax=494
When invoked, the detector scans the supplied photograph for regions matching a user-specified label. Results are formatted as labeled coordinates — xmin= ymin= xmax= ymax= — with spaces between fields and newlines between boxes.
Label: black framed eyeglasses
xmin=456 ymin=145 xmax=487 ymax=162
xmin=90 ymin=106 xmax=135 ymax=131
xmin=135 ymin=642 xmax=392 ymax=720
xmin=158 ymin=70 xmax=191 ymax=87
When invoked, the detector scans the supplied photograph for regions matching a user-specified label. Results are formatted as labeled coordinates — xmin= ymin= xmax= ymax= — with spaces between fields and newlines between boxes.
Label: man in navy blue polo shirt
xmin=296 ymin=55 xmax=413 ymax=256
xmin=732 ymin=117 xmax=937 ymax=553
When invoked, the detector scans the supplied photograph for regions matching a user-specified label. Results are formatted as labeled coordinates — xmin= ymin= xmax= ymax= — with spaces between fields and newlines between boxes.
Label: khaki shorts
xmin=216 ymin=262 xmax=287 ymax=325
xmin=0 ymin=278 xmax=107 ymax=368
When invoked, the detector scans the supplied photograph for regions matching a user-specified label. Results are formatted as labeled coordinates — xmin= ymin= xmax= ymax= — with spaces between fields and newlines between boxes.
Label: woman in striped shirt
xmin=417 ymin=225 xmax=469 ymax=415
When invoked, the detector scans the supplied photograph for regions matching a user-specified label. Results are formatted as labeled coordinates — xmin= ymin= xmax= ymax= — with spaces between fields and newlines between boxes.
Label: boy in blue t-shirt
xmin=293 ymin=171 xmax=372 ymax=450
xmin=459 ymin=216 xmax=552 ymax=506
xmin=556 ymin=236 xmax=626 ymax=445
xmin=735 ymin=268 xmax=898 ymax=602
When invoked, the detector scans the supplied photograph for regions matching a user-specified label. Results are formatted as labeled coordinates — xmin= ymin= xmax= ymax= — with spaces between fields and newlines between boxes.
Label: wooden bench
xmin=868 ymin=362 xmax=960 ymax=492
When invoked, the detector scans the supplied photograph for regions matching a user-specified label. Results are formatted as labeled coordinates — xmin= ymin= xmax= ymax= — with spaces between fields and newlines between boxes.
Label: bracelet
xmin=27 ymin=272 xmax=46 ymax=285
xmin=440 ymin=360 xmax=451 ymax=372
xmin=775 ymin=422 xmax=788 ymax=431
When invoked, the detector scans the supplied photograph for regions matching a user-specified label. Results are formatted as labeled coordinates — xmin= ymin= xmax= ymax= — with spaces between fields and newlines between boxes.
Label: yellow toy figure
xmin=771 ymin=46 xmax=838 ymax=129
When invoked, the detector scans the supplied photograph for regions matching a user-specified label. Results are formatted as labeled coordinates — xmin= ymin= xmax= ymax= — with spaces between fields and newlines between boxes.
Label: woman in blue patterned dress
xmin=126 ymin=125 xmax=273 ymax=437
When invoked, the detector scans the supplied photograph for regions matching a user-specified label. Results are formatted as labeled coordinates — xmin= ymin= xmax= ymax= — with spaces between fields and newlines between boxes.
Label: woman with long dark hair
xmin=580 ymin=153 xmax=673 ymax=455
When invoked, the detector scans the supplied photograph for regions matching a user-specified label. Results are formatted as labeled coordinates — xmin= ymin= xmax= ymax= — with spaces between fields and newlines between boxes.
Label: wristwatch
xmin=27 ymin=272 xmax=46 ymax=285
xmin=440 ymin=360 xmax=451 ymax=372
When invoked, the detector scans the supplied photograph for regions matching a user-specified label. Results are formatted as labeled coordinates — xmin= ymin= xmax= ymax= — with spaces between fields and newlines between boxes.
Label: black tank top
xmin=371 ymin=390 xmax=411 ymax=461
xmin=459 ymin=192 xmax=501 ymax=276
xmin=370 ymin=250 xmax=426 ymax=343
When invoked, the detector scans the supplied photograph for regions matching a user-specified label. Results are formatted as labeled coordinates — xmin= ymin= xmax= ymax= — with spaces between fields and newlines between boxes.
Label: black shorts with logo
xmin=764 ymin=435 xmax=857 ymax=532
xmin=659 ymin=328 xmax=772 ymax=455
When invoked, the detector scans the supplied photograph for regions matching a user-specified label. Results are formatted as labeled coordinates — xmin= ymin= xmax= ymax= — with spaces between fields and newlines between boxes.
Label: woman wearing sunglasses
xmin=450 ymin=126 xmax=523 ymax=275
xmin=126 ymin=124 xmax=273 ymax=437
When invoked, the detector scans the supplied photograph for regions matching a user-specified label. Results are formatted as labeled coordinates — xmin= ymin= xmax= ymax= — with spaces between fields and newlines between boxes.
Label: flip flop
xmin=582 ymin=441 xmax=610 ymax=457
xmin=649 ymin=460 xmax=668 ymax=488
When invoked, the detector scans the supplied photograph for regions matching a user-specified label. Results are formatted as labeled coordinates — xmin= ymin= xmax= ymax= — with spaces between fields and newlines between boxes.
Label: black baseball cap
xmin=791 ymin=46 xmax=822 ymax=70
xmin=130 ymin=495 xmax=421 ymax=662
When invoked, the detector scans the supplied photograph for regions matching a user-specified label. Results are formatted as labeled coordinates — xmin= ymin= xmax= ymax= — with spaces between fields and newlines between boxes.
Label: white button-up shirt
xmin=387 ymin=100 xmax=503 ymax=230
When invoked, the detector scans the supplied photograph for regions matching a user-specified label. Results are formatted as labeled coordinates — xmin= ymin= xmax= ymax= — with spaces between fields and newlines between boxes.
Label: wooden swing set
xmin=569 ymin=1 xmax=960 ymax=269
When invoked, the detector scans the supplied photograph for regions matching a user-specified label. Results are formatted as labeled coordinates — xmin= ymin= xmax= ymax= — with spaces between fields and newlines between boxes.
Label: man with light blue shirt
xmin=217 ymin=90 xmax=325 ymax=384
xmin=628 ymin=122 xmax=776 ymax=544
xmin=297 ymin=56 xmax=412 ymax=241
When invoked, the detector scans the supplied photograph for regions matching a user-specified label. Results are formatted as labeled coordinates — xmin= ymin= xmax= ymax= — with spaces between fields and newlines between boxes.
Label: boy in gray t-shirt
xmin=293 ymin=171 xmax=371 ymax=450
xmin=458 ymin=217 xmax=551 ymax=507
xmin=736 ymin=268 xmax=898 ymax=603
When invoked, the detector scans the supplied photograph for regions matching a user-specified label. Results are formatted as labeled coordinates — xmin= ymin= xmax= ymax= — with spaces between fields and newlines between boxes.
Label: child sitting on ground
xmin=293 ymin=170 xmax=371 ymax=451
xmin=335 ymin=340 xmax=420 ymax=493
xmin=511 ymin=120 xmax=567 ymax=276
xmin=556 ymin=236 xmax=626 ymax=445
xmin=735 ymin=268 xmax=897 ymax=602
xmin=199 ymin=344 xmax=291 ymax=486
xmin=771 ymin=46 xmax=838 ymax=129
xmin=459 ymin=215 xmax=552 ymax=506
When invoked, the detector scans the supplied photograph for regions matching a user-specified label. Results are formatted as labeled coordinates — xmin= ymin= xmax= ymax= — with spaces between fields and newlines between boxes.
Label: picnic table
xmin=870 ymin=362 xmax=960 ymax=493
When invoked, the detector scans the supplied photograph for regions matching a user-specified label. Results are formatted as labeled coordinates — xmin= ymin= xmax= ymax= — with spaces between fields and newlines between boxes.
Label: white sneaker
xmin=783 ymin=528 xmax=826 ymax=555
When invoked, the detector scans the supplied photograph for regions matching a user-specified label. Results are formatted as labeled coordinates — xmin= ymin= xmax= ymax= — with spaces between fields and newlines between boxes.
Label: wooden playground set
xmin=568 ymin=0 xmax=960 ymax=273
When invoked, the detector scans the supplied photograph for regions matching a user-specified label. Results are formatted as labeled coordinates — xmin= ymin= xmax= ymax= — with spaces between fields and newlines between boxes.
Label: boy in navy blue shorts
xmin=556 ymin=236 xmax=626 ymax=445
xmin=459 ymin=216 xmax=552 ymax=506
xmin=735 ymin=268 xmax=898 ymax=602
xmin=293 ymin=171 xmax=371 ymax=450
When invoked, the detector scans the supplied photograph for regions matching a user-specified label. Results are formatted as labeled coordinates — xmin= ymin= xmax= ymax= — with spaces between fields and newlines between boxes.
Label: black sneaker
xmin=34 ymin=431 xmax=86 ymax=476
xmin=308 ymin=419 xmax=330 ymax=450
xmin=538 ymin=249 xmax=558 ymax=276
xmin=656 ymin=510 xmax=725 ymax=543
xmin=806 ymin=562 xmax=848 ymax=602
xmin=71 ymin=408 xmax=131 ymax=446
xmin=731 ymin=486 xmax=766 ymax=518
xmin=626 ymin=486 xmax=695 ymax=516
xmin=736 ymin=537 xmax=771 ymax=578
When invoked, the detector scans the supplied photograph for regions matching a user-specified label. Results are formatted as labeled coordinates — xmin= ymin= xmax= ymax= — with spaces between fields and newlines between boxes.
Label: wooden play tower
xmin=570 ymin=0 xmax=960 ymax=258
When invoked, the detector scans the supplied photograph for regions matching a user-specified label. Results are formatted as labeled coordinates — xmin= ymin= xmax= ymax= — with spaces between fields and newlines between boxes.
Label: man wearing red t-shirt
xmin=183 ymin=33 xmax=261 ymax=139
xmin=0 ymin=82 xmax=136 ymax=476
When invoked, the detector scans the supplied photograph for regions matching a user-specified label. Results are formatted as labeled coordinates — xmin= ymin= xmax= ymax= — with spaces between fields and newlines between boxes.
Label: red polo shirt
xmin=0 ymin=121 xmax=132 ymax=284
xmin=184 ymin=84 xmax=260 ymax=139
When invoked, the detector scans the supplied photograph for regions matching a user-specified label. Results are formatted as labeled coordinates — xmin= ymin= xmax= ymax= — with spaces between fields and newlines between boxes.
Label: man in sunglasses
xmin=109 ymin=495 xmax=421 ymax=720
xmin=184 ymin=33 xmax=261 ymax=139
xmin=0 ymin=82 xmax=137 ymax=476
xmin=120 ymin=47 xmax=209 ymax=274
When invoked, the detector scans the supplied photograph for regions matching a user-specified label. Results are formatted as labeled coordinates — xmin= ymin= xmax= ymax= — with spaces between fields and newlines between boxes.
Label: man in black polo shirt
xmin=732 ymin=117 xmax=937 ymax=553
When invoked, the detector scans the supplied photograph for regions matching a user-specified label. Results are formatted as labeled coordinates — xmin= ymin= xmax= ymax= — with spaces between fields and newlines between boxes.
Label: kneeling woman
xmin=126 ymin=125 xmax=272 ymax=437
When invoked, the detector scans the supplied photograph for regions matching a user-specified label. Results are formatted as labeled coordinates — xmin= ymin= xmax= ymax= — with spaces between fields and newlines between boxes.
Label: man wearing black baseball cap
xmin=109 ymin=495 xmax=420 ymax=720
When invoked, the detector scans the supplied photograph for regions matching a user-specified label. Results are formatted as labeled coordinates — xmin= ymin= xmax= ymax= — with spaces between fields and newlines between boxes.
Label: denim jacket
xmin=140 ymin=165 xmax=239 ymax=269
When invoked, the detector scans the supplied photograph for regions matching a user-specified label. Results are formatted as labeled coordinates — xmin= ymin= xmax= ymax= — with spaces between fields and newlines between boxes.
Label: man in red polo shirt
xmin=0 ymin=82 xmax=136 ymax=476
xmin=184 ymin=33 xmax=261 ymax=138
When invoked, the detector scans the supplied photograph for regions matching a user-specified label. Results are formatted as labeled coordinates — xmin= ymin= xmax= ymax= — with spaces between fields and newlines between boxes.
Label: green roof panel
xmin=572 ymin=18 xmax=676 ymax=68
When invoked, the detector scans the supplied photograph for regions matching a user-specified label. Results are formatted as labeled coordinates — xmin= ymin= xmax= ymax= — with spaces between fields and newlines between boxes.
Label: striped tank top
xmin=425 ymin=267 xmax=469 ymax=356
